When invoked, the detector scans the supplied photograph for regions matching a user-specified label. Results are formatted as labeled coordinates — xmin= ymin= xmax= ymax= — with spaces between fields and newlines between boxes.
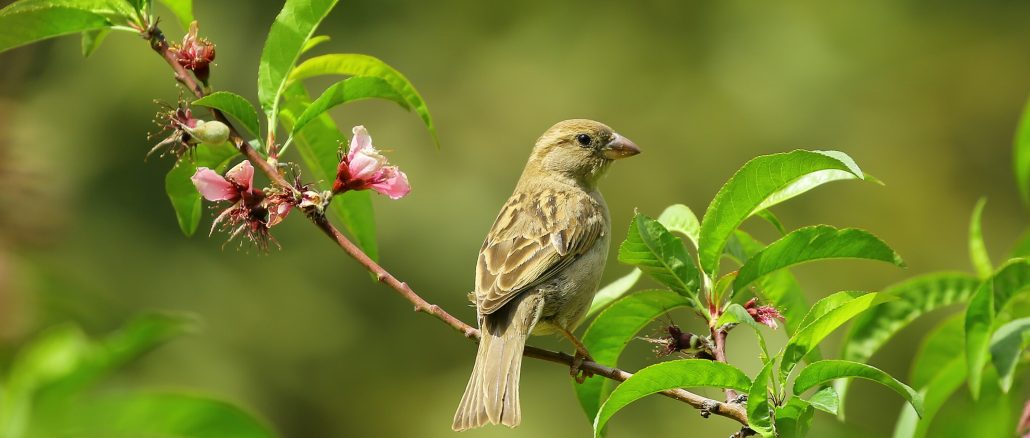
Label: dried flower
xmin=171 ymin=21 xmax=216 ymax=83
xmin=148 ymin=98 xmax=198 ymax=159
xmin=638 ymin=323 xmax=715 ymax=359
xmin=299 ymin=190 xmax=332 ymax=214
xmin=744 ymin=298 xmax=785 ymax=329
xmin=261 ymin=190 xmax=295 ymax=229
xmin=332 ymin=126 xmax=410 ymax=199
xmin=148 ymin=95 xmax=229 ymax=159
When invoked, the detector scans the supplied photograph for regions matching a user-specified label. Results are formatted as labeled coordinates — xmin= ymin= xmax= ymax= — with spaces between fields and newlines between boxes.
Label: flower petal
xmin=225 ymin=160 xmax=255 ymax=193
xmin=348 ymin=125 xmax=373 ymax=160
xmin=752 ymin=306 xmax=785 ymax=329
xmin=348 ymin=147 xmax=387 ymax=180
xmin=370 ymin=167 xmax=411 ymax=199
xmin=266 ymin=202 xmax=292 ymax=228
xmin=191 ymin=167 xmax=237 ymax=201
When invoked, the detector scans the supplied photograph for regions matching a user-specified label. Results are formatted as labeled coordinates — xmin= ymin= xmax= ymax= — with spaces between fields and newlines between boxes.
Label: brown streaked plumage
xmin=453 ymin=119 xmax=640 ymax=431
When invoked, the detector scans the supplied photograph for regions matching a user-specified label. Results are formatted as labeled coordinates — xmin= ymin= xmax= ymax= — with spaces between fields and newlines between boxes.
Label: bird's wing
xmin=475 ymin=188 xmax=605 ymax=315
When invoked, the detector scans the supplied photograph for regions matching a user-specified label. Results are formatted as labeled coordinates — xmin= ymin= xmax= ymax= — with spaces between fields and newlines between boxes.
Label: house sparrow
xmin=453 ymin=119 xmax=640 ymax=430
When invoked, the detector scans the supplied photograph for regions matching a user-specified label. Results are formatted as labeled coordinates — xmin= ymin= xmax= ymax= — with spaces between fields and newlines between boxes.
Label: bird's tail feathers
xmin=452 ymin=294 xmax=541 ymax=431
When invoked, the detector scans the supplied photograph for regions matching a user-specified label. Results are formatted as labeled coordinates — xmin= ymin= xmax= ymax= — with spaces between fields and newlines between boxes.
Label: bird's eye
xmin=575 ymin=134 xmax=592 ymax=146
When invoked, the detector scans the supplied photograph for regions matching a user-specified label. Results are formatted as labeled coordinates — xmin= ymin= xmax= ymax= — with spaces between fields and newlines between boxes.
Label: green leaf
xmin=894 ymin=315 xmax=967 ymax=438
xmin=657 ymin=203 xmax=700 ymax=249
xmin=988 ymin=316 xmax=1030 ymax=392
xmin=927 ymin=368 xmax=1013 ymax=438
xmin=155 ymin=0 xmax=193 ymax=30
xmin=0 ymin=0 xmax=132 ymax=17
xmin=618 ymin=213 xmax=700 ymax=299
xmin=734 ymin=225 xmax=904 ymax=291
xmin=80 ymin=27 xmax=108 ymax=56
xmin=1011 ymin=226 xmax=1030 ymax=259
xmin=781 ymin=292 xmax=893 ymax=376
xmin=910 ymin=314 xmax=965 ymax=389
xmin=39 ymin=312 xmax=196 ymax=400
xmin=774 ymin=398 xmax=815 ymax=438
xmin=795 ymin=291 xmax=865 ymax=337
xmin=747 ymin=361 xmax=775 ymax=437
xmin=844 ymin=273 xmax=980 ymax=382
xmin=6 ymin=325 xmax=91 ymax=395
xmin=716 ymin=303 xmax=769 ymax=358
xmin=257 ymin=0 xmax=339 ymax=123
xmin=1 ymin=314 xmax=194 ymax=436
xmin=1 ymin=325 xmax=90 ymax=437
xmin=1015 ymin=96 xmax=1030 ymax=205
xmin=726 ymin=230 xmax=811 ymax=336
xmin=969 ymin=198 xmax=993 ymax=278
xmin=165 ymin=142 xmax=238 ymax=236
xmin=78 ymin=392 xmax=274 ymax=438
xmin=193 ymin=92 xmax=262 ymax=139
xmin=575 ymin=290 xmax=693 ymax=422
xmin=0 ymin=3 xmax=115 ymax=53
xmin=965 ymin=258 xmax=1030 ymax=399
xmin=585 ymin=269 xmax=642 ymax=320
xmin=793 ymin=360 xmax=923 ymax=417
xmin=593 ymin=360 xmax=751 ymax=436
xmin=698 ymin=149 xmax=866 ymax=276
xmin=836 ymin=273 xmax=979 ymax=415
xmin=806 ymin=386 xmax=839 ymax=415
xmin=755 ymin=209 xmax=787 ymax=236
xmin=892 ymin=359 xmax=965 ymax=438
xmin=288 ymin=53 xmax=438 ymax=146
xmin=279 ymin=83 xmax=378 ymax=260
xmin=290 ymin=76 xmax=408 ymax=136
xmin=126 ymin=0 xmax=147 ymax=12
xmin=301 ymin=34 xmax=330 ymax=54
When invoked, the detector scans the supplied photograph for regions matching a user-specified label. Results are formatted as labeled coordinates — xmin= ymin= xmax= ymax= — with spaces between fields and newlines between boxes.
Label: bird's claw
xmin=570 ymin=352 xmax=595 ymax=384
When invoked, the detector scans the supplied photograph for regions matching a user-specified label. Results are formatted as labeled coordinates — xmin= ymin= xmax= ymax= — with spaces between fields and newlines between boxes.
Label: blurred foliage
xmin=0 ymin=312 xmax=274 ymax=437
xmin=0 ymin=0 xmax=1028 ymax=437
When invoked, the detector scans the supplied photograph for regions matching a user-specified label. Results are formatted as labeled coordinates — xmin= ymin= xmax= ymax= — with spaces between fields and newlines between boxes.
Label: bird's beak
xmin=602 ymin=133 xmax=641 ymax=159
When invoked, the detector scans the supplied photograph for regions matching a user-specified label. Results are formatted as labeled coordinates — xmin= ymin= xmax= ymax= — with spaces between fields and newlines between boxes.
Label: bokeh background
xmin=1 ymin=0 xmax=1029 ymax=436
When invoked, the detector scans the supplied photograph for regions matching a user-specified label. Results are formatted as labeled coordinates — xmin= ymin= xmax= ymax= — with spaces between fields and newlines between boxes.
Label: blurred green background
xmin=1 ymin=0 xmax=1029 ymax=436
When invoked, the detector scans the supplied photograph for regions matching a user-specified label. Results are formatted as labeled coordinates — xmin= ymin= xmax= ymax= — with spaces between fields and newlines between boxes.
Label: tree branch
xmin=144 ymin=25 xmax=749 ymax=428
xmin=712 ymin=327 xmax=739 ymax=401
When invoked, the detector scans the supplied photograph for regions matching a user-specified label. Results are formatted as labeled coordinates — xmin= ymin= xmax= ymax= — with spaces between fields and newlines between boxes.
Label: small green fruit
xmin=184 ymin=120 xmax=230 ymax=145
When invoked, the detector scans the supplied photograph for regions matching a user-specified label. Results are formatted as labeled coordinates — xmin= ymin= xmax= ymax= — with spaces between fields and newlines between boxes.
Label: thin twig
xmin=144 ymin=25 xmax=749 ymax=428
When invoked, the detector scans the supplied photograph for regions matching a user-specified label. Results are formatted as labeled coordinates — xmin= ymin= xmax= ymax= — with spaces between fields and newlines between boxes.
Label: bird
xmin=453 ymin=119 xmax=640 ymax=431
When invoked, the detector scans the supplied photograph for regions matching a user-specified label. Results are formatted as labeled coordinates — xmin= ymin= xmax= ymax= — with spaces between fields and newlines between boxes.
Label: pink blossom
xmin=744 ymin=298 xmax=786 ymax=330
xmin=191 ymin=160 xmax=254 ymax=202
xmin=333 ymin=126 xmax=411 ymax=199
xmin=192 ymin=168 xmax=236 ymax=201
xmin=369 ymin=166 xmax=410 ymax=199
xmin=190 ymin=160 xmax=291 ymax=250
xmin=224 ymin=160 xmax=254 ymax=195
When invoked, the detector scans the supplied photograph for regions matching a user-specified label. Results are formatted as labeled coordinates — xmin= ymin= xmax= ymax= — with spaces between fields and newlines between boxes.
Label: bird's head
xmin=527 ymin=119 xmax=640 ymax=187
